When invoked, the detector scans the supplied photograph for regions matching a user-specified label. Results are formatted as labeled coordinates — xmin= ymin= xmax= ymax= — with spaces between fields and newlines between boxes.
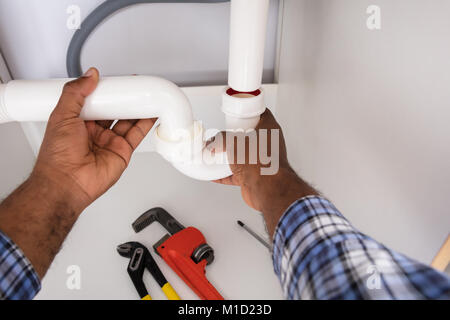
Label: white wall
xmin=0 ymin=123 xmax=35 ymax=199
xmin=277 ymin=0 xmax=450 ymax=264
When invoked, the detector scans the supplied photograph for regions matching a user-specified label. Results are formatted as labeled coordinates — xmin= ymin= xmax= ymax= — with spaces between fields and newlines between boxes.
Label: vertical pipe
xmin=228 ymin=0 xmax=270 ymax=92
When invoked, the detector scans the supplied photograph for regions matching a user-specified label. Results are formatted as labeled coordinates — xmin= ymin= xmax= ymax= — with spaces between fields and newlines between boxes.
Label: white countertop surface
xmin=36 ymin=152 xmax=284 ymax=300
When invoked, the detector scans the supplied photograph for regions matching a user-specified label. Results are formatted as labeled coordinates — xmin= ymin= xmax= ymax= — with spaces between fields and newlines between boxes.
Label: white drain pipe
xmin=0 ymin=76 xmax=192 ymax=141
xmin=0 ymin=0 xmax=270 ymax=181
xmin=228 ymin=0 xmax=269 ymax=93
xmin=223 ymin=0 xmax=269 ymax=131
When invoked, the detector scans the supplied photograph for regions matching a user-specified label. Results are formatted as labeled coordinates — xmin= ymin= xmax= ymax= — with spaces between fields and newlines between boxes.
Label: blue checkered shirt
xmin=0 ymin=231 xmax=41 ymax=300
xmin=273 ymin=196 xmax=450 ymax=299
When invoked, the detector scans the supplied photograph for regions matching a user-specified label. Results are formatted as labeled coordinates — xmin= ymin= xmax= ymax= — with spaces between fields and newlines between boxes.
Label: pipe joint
xmin=153 ymin=120 xmax=232 ymax=180
xmin=222 ymin=87 xmax=265 ymax=119
xmin=222 ymin=87 xmax=265 ymax=131
xmin=153 ymin=120 xmax=204 ymax=164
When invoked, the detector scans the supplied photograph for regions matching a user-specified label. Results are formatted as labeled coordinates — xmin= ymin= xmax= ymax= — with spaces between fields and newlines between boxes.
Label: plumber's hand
xmin=212 ymin=110 xmax=290 ymax=209
xmin=211 ymin=109 xmax=318 ymax=236
xmin=33 ymin=68 xmax=156 ymax=212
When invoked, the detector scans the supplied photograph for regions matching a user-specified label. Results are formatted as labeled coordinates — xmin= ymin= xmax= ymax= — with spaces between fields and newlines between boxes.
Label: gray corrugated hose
xmin=66 ymin=0 xmax=230 ymax=77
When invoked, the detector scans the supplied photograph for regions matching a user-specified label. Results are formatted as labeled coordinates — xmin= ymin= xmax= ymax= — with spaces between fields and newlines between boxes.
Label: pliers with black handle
xmin=117 ymin=241 xmax=180 ymax=300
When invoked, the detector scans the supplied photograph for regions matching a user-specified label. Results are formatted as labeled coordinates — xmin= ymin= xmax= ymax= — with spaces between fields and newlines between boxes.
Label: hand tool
xmin=117 ymin=241 xmax=180 ymax=300
xmin=237 ymin=220 xmax=271 ymax=250
xmin=132 ymin=207 xmax=224 ymax=300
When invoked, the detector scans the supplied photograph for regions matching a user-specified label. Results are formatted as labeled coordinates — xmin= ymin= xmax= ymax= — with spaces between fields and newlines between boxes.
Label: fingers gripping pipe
xmin=0 ymin=76 xmax=232 ymax=181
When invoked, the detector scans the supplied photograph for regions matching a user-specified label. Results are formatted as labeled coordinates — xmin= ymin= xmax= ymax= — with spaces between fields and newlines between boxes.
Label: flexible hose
xmin=67 ymin=0 xmax=230 ymax=77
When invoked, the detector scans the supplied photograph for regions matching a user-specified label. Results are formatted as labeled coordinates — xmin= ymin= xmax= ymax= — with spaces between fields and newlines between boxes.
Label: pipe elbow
xmin=135 ymin=76 xmax=195 ymax=141
xmin=153 ymin=120 xmax=232 ymax=181
xmin=0 ymin=76 xmax=194 ymax=141
xmin=83 ymin=76 xmax=194 ymax=141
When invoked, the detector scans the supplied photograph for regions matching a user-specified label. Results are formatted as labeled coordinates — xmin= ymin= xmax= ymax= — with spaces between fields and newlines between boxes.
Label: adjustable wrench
xmin=132 ymin=207 xmax=224 ymax=300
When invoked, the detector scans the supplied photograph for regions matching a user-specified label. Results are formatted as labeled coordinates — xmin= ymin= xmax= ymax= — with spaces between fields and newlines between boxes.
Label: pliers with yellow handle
xmin=117 ymin=241 xmax=180 ymax=300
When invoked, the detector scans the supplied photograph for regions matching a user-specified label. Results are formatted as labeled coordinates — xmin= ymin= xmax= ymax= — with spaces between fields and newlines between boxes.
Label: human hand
xmin=32 ymin=68 xmax=156 ymax=213
xmin=211 ymin=109 xmax=318 ymax=236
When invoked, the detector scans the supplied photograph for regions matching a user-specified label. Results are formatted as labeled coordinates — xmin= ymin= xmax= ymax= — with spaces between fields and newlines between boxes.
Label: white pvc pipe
xmin=228 ymin=0 xmax=270 ymax=92
xmin=0 ymin=76 xmax=193 ymax=141
xmin=222 ymin=87 xmax=265 ymax=131
xmin=0 ymin=76 xmax=232 ymax=181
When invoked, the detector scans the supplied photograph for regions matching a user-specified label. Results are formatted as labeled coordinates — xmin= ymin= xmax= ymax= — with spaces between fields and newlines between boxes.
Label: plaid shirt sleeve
xmin=0 ymin=230 xmax=41 ymax=300
xmin=272 ymin=196 xmax=450 ymax=300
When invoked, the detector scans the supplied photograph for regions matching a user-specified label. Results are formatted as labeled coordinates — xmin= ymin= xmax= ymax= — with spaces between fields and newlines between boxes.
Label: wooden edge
xmin=431 ymin=235 xmax=450 ymax=272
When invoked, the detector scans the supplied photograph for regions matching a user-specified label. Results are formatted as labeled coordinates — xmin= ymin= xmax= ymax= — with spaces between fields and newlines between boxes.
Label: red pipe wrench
xmin=132 ymin=207 xmax=224 ymax=300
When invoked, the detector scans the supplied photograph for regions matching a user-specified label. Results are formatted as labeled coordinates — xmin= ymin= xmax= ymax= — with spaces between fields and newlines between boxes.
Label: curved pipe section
xmin=0 ymin=76 xmax=232 ymax=181
xmin=0 ymin=76 xmax=192 ymax=140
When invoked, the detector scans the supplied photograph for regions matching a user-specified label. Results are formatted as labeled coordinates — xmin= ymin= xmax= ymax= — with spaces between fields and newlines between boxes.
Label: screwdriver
xmin=237 ymin=220 xmax=271 ymax=250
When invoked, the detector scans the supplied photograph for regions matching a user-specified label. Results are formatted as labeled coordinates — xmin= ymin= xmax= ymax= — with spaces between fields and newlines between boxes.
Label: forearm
xmin=272 ymin=196 xmax=450 ymax=300
xmin=247 ymin=166 xmax=450 ymax=299
xmin=0 ymin=169 xmax=87 ymax=278
xmin=250 ymin=166 xmax=319 ymax=237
